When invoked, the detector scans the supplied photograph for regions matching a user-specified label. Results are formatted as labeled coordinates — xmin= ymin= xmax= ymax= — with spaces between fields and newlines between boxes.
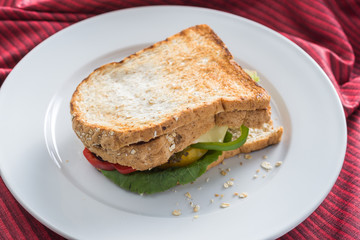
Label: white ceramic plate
xmin=0 ymin=6 xmax=346 ymax=240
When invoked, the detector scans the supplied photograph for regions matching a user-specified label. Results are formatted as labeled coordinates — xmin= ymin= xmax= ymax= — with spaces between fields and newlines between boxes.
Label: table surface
xmin=0 ymin=0 xmax=359 ymax=239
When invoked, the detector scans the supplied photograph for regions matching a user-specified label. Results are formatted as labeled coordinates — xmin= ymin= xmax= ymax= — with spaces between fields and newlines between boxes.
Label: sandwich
xmin=70 ymin=24 xmax=283 ymax=194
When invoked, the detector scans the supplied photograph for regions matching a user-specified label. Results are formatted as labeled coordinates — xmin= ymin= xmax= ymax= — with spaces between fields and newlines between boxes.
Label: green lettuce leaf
xmin=101 ymin=150 xmax=222 ymax=194
xmin=244 ymin=69 xmax=260 ymax=82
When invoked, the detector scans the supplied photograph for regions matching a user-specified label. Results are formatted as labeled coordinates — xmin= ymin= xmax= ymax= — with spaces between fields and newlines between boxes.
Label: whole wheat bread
xmin=70 ymin=24 xmax=277 ymax=170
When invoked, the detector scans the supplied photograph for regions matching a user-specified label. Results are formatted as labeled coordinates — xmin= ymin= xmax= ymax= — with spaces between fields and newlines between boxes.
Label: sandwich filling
xmin=83 ymin=125 xmax=249 ymax=194
xmin=159 ymin=125 xmax=228 ymax=168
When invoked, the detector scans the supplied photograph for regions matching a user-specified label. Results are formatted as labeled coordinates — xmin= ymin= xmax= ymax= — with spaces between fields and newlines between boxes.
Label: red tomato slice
xmin=83 ymin=148 xmax=137 ymax=174
xmin=83 ymin=148 xmax=115 ymax=171
xmin=113 ymin=164 xmax=137 ymax=174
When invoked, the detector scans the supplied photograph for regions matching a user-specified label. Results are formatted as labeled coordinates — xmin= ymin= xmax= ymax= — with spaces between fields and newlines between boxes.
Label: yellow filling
xmin=159 ymin=126 xmax=228 ymax=169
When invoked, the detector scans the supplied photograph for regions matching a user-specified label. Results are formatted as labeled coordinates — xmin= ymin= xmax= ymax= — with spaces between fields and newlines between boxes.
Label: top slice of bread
xmin=70 ymin=24 xmax=271 ymax=150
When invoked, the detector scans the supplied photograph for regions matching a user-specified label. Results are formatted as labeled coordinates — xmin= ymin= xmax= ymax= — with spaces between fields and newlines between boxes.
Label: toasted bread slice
xmin=70 ymin=24 xmax=271 ymax=157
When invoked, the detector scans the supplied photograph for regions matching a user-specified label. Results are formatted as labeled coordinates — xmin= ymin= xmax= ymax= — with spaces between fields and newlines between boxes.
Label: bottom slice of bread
xmin=207 ymin=122 xmax=283 ymax=170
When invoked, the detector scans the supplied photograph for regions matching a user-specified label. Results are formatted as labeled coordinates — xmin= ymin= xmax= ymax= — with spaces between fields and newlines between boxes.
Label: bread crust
xmin=215 ymin=108 xmax=271 ymax=128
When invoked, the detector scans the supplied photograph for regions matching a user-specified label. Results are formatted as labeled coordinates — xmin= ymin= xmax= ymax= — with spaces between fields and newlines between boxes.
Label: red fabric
xmin=1 ymin=0 xmax=359 ymax=239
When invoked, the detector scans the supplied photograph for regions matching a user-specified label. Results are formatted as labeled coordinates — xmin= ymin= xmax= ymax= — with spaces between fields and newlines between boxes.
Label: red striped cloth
xmin=1 ymin=0 xmax=359 ymax=239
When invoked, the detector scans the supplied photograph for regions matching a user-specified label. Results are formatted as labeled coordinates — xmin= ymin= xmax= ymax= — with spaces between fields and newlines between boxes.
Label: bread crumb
xmin=261 ymin=161 xmax=273 ymax=171
xmin=193 ymin=215 xmax=199 ymax=219
xmin=220 ymin=203 xmax=230 ymax=208
xmin=275 ymin=161 xmax=283 ymax=167
xmin=263 ymin=155 xmax=268 ymax=159
xmin=172 ymin=210 xmax=181 ymax=216
xmin=130 ymin=149 xmax=136 ymax=155
xmin=185 ymin=192 xmax=192 ymax=199
xmin=220 ymin=170 xmax=227 ymax=176
xmin=253 ymin=175 xmax=258 ymax=179
xmin=193 ymin=205 xmax=200 ymax=212
xmin=244 ymin=154 xmax=252 ymax=159
xmin=239 ymin=192 xmax=248 ymax=198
